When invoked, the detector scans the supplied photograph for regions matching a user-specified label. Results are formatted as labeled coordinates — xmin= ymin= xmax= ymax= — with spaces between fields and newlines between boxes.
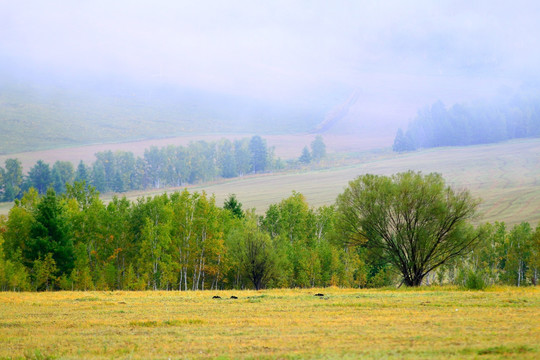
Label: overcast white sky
xmin=2 ymin=1 xmax=539 ymax=111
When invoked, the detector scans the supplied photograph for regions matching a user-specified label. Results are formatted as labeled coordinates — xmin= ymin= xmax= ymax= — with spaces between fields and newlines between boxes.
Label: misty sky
xmin=2 ymin=0 xmax=540 ymax=130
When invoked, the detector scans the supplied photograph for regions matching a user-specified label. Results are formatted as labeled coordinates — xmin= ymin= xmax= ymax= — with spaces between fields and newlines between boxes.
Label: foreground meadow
xmin=0 ymin=287 xmax=538 ymax=359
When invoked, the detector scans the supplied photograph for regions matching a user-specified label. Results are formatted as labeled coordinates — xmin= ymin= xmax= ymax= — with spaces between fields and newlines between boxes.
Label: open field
xmin=107 ymin=139 xmax=540 ymax=227
xmin=0 ymin=287 xmax=538 ymax=359
xmin=0 ymin=134 xmax=393 ymax=171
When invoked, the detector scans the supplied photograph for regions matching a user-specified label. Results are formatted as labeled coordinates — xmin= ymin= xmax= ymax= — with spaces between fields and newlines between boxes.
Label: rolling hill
xmin=0 ymin=77 xmax=339 ymax=155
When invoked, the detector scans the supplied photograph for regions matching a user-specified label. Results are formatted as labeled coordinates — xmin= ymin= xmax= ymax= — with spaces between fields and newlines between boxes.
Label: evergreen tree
xmin=299 ymin=146 xmax=312 ymax=164
xmin=223 ymin=194 xmax=244 ymax=219
xmin=51 ymin=161 xmax=74 ymax=194
xmin=74 ymin=161 xmax=90 ymax=184
xmin=310 ymin=135 xmax=326 ymax=161
xmin=27 ymin=160 xmax=52 ymax=195
xmin=25 ymin=188 xmax=74 ymax=278
xmin=392 ymin=128 xmax=416 ymax=152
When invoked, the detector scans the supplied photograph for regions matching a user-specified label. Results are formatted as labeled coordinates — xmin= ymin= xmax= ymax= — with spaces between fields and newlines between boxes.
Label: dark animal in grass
xmin=212 ymin=295 xmax=221 ymax=299
xmin=230 ymin=296 xmax=238 ymax=299
xmin=314 ymin=293 xmax=324 ymax=297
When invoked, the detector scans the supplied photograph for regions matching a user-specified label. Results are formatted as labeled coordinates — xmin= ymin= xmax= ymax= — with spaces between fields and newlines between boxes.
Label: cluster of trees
xmin=0 ymin=136 xmax=328 ymax=202
xmin=393 ymin=93 xmax=540 ymax=152
xmin=298 ymin=135 xmax=327 ymax=164
xmin=439 ymin=221 xmax=540 ymax=287
xmin=0 ymin=136 xmax=278 ymax=201
xmin=0 ymin=172 xmax=537 ymax=291
xmin=0 ymin=184 xmax=366 ymax=291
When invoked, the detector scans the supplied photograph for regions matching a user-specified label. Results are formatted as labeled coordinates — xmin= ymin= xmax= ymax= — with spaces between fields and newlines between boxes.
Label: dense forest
xmin=0 ymin=135 xmax=327 ymax=202
xmin=0 ymin=177 xmax=538 ymax=291
xmin=393 ymin=91 xmax=540 ymax=152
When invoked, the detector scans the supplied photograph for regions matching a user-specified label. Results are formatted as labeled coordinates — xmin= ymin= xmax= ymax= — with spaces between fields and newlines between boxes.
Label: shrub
xmin=464 ymin=269 xmax=487 ymax=290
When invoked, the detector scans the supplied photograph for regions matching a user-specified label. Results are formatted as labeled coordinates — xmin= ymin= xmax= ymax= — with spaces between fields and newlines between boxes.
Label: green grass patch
xmin=477 ymin=345 xmax=534 ymax=355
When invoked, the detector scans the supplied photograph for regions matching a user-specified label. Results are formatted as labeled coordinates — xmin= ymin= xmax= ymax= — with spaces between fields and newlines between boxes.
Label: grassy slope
xmin=0 ymin=81 xmax=326 ymax=155
xmin=0 ymin=287 xmax=538 ymax=359
xmin=114 ymin=139 xmax=540 ymax=226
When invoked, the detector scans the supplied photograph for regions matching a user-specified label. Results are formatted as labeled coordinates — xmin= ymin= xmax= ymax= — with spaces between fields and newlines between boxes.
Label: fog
xmin=2 ymin=0 xmax=540 ymax=137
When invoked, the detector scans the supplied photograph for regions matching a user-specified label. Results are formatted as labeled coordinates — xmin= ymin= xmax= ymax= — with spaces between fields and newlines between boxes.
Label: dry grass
xmin=0 ymin=287 xmax=538 ymax=359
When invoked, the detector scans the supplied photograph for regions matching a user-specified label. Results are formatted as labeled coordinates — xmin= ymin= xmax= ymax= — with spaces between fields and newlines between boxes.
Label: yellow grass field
xmin=0 ymin=287 xmax=538 ymax=359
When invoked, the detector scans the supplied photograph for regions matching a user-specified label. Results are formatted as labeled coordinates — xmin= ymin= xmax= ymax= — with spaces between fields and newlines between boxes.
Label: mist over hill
xmin=2 ymin=1 xmax=540 ymax=153
xmin=0 ymin=68 xmax=340 ymax=154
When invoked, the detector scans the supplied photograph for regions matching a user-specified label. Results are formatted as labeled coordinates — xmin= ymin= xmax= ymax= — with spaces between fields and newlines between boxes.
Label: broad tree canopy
xmin=336 ymin=171 xmax=480 ymax=286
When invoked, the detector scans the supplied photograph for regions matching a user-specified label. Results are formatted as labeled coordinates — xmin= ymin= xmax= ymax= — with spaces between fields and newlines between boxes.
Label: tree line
xmin=0 ymin=171 xmax=537 ymax=291
xmin=393 ymin=91 xmax=540 ymax=152
xmin=0 ymin=136 xmax=327 ymax=202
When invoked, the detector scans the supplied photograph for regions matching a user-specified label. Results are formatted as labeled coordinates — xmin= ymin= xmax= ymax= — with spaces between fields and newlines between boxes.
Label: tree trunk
xmin=518 ymin=260 xmax=523 ymax=287
xmin=403 ymin=274 xmax=424 ymax=287
xmin=184 ymin=267 xmax=188 ymax=291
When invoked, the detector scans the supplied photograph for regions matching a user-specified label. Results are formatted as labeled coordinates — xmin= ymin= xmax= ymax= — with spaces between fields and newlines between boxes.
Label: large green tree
xmin=336 ymin=171 xmax=480 ymax=286
xmin=235 ymin=215 xmax=276 ymax=290
xmin=24 ymin=188 xmax=74 ymax=278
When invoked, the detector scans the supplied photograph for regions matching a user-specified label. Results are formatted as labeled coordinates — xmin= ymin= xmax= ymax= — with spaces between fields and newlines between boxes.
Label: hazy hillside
xmin=392 ymin=87 xmax=540 ymax=151
xmin=4 ymin=1 xmax=537 ymax=154
xmin=0 ymin=75 xmax=340 ymax=154
xmin=316 ymin=75 xmax=520 ymax=137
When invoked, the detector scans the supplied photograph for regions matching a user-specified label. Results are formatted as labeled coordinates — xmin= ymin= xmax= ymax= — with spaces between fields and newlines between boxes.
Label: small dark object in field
xmin=230 ymin=295 xmax=238 ymax=299
xmin=212 ymin=295 xmax=221 ymax=299
xmin=314 ymin=293 xmax=324 ymax=297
